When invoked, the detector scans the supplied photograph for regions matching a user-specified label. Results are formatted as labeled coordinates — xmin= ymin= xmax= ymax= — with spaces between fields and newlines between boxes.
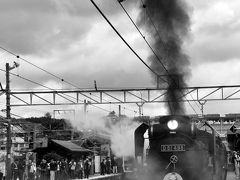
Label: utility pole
xmin=6 ymin=63 xmax=12 ymax=180
xmin=5 ymin=62 xmax=19 ymax=180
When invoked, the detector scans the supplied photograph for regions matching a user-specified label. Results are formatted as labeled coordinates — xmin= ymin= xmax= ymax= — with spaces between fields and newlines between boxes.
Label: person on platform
xmin=39 ymin=159 xmax=48 ymax=180
xmin=28 ymin=160 xmax=36 ymax=180
xmin=69 ymin=159 xmax=76 ymax=179
xmin=55 ymin=160 xmax=61 ymax=180
xmin=76 ymin=159 xmax=84 ymax=179
xmin=112 ymin=157 xmax=118 ymax=174
xmin=84 ymin=158 xmax=91 ymax=179
xmin=106 ymin=157 xmax=111 ymax=174
xmin=100 ymin=159 xmax=106 ymax=175
xmin=59 ymin=159 xmax=68 ymax=180
xmin=49 ymin=159 xmax=57 ymax=180
xmin=11 ymin=160 xmax=18 ymax=180
xmin=17 ymin=160 xmax=25 ymax=180
xmin=233 ymin=151 xmax=240 ymax=179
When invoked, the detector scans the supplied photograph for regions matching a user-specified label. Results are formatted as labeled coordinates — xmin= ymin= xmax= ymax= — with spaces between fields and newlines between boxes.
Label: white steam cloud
xmin=69 ymin=111 xmax=140 ymax=157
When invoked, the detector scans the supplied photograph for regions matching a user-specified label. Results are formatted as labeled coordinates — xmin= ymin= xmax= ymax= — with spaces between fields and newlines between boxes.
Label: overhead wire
xmin=0 ymin=68 xmax=112 ymax=113
xmin=90 ymin=0 xmax=167 ymax=84
xmin=118 ymin=1 xmax=170 ymax=75
xmin=139 ymin=0 xmax=200 ymax=113
xmin=91 ymin=0 xmax=187 ymax=114
xmin=91 ymin=0 xmax=172 ymax=115
xmin=118 ymin=0 xmax=200 ymax=115
xmin=0 ymin=47 xmax=138 ymax=115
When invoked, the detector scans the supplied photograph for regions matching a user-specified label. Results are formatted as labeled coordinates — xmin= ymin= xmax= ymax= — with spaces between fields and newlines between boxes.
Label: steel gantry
xmin=3 ymin=84 xmax=240 ymax=106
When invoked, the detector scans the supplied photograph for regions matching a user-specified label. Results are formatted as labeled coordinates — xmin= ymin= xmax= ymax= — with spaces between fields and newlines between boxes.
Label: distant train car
xmin=134 ymin=115 xmax=227 ymax=180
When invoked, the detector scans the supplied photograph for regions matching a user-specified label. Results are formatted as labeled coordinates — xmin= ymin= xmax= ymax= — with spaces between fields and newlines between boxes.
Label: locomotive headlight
xmin=167 ymin=120 xmax=178 ymax=130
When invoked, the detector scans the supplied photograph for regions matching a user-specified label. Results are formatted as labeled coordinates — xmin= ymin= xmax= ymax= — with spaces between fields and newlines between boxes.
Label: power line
xmin=92 ymin=0 xmax=198 ymax=115
xmin=118 ymin=1 xmax=170 ymax=75
xmin=0 ymin=68 xmax=112 ymax=113
xmin=0 ymin=46 xmax=66 ymax=84
xmin=90 ymin=0 xmax=167 ymax=83
xmin=0 ymin=47 xmax=138 ymax=115
xmin=118 ymin=1 xmax=200 ymax=115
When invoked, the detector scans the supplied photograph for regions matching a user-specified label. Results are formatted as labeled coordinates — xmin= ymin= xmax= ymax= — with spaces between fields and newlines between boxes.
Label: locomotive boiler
xmin=134 ymin=115 xmax=227 ymax=180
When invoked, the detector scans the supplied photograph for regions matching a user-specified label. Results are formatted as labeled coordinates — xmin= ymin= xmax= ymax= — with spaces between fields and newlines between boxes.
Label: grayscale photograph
xmin=0 ymin=0 xmax=239 ymax=180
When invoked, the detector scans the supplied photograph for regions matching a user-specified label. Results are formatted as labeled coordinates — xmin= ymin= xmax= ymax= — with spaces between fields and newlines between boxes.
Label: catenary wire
xmin=0 ymin=47 xmax=138 ymax=115
xmin=119 ymin=0 xmax=200 ymax=114
xmin=92 ymin=0 xmax=198 ymax=115
xmin=90 ymin=0 xmax=167 ymax=84
xmin=0 ymin=68 xmax=112 ymax=113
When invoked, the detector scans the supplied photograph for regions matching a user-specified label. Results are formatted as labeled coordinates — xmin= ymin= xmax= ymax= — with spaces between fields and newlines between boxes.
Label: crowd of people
xmin=9 ymin=156 xmax=118 ymax=180
xmin=38 ymin=158 xmax=92 ymax=180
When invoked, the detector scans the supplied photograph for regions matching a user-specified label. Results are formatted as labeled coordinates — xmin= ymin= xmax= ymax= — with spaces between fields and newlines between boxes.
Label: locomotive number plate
xmin=161 ymin=144 xmax=185 ymax=152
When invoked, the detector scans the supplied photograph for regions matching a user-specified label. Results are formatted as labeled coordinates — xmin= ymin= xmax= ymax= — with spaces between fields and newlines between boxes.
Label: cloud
xmin=1 ymin=0 xmax=240 ymax=117
xmin=185 ymin=0 xmax=240 ymax=65
xmin=0 ymin=0 xmax=129 ymax=56
xmin=188 ymin=59 xmax=240 ymax=86
xmin=0 ymin=0 xmax=153 ymax=90
xmin=0 ymin=0 xmax=90 ymax=55
xmin=0 ymin=8 xmax=154 ymax=91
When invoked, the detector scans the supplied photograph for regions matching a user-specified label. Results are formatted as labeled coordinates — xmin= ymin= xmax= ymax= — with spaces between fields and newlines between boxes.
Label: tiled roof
xmin=51 ymin=139 xmax=93 ymax=152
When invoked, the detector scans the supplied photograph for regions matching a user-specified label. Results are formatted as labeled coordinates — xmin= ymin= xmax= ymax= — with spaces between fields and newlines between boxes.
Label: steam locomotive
xmin=134 ymin=115 xmax=227 ymax=180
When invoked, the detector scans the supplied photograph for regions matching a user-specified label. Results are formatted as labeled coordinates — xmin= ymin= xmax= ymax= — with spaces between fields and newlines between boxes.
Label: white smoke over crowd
xmin=68 ymin=111 xmax=140 ymax=157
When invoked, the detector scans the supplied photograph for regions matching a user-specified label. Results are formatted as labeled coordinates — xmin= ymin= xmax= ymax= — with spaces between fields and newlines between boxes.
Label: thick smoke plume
xmin=138 ymin=0 xmax=191 ymax=115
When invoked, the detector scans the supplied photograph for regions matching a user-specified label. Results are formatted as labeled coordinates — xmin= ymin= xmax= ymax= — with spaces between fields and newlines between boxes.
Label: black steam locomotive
xmin=134 ymin=115 xmax=227 ymax=180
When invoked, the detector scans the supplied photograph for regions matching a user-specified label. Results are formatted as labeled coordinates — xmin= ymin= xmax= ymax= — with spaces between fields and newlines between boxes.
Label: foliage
xmin=19 ymin=116 xmax=78 ymax=140
xmin=43 ymin=152 xmax=63 ymax=161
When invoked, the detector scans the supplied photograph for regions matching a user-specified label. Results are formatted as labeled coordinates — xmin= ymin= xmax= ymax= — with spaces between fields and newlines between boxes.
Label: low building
xmin=33 ymin=139 xmax=94 ymax=161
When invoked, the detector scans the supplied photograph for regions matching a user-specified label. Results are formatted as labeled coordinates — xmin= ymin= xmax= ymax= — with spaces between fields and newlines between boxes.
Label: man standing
xmin=60 ymin=159 xmax=68 ymax=180
xmin=233 ymin=151 xmax=240 ymax=179
xmin=11 ymin=160 xmax=18 ymax=180
xmin=69 ymin=159 xmax=76 ymax=179
xmin=18 ymin=160 xmax=25 ymax=180
xmin=28 ymin=160 xmax=36 ymax=180
xmin=39 ymin=159 xmax=48 ymax=180
xmin=76 ymin=159 xmax=84 ymax=179
xmin=84 ymin=158 xmax=91 ymax=179
xmin=100 ymin=159 xmax=106 ymax=175
xmin=112 ymin=157 xmax=118 ymax=174
xmin=49 ymin=159 xmax=57 ymax=180
xmin=106 ymin=157 xmax=111 ymax=174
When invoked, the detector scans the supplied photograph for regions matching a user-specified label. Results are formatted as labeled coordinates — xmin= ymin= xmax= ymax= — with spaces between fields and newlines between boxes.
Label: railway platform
xmin=227 ymin=171 xmax=236 ymax=180
xmin=72 ymin=170 xmax=237 ymax=180
xmin=72 ymin=173 xmax=122 ymax=180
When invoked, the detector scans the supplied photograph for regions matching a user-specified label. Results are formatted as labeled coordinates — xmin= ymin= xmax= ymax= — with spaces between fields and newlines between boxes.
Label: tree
xmin=43 ymin=152 xmax=62 ymax=161
xmin=44 ymin=112 xmax=52 ymax=119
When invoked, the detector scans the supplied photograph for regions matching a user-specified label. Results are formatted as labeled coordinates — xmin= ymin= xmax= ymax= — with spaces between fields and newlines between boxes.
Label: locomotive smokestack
xmin=167 ymin=73 xmax=185 ymax=115
xmin=138 ymin=0 xmax=190 ymax=115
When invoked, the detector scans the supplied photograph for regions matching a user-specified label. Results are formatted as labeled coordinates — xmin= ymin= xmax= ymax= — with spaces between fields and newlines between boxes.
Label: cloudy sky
xmin=1 ymin=0 xmax=240 ymax=119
